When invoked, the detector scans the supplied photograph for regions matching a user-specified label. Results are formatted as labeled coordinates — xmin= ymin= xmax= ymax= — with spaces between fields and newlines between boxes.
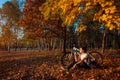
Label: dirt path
xmin=0 ymin=50 xmax=51 ymax=62
xmin=0 ymin=52 xmax=34 ymax=62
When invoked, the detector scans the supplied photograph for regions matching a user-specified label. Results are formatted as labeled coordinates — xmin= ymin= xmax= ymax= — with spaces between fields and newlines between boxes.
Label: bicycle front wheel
xmin=61 ymin=52 xmax=75 ymax=67
xmin=89 ymin=51 xmax=103 ymax=65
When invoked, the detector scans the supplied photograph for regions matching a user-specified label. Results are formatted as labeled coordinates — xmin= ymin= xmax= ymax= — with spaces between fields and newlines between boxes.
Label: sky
xmin=0 ymin=0 xmax=24 ymax=38
xmin=0 ymin=0 xmax=11 ymax=37
xmin=0 ymin=0 xmax=11 ymax=8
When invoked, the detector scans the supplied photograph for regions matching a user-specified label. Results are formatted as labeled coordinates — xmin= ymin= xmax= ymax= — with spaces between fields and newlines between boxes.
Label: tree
xmin=93 ymin=0 xmax=120 ymax=53
xmin=0 ymin=0 xmax=21 ymax=52
xmin=21 ymin=0 xmax=67 ymax=51
xmin=39 ymin=0 xmax=120 ymax=53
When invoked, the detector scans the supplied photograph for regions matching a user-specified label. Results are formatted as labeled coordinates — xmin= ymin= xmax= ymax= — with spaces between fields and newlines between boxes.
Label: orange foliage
xmin=0 ymin=50 xmax=120 ymax=79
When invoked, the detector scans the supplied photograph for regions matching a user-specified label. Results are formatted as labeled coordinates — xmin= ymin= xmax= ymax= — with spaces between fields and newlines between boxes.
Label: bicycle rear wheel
xmin=61 ymin=52 xmax=75 ymax=67
xmin=89 ymin=51 xmax=103 ymax=65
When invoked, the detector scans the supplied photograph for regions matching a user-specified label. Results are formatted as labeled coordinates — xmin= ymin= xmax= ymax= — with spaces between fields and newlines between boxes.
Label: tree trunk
xmin=14 ymin=41 xmax=17 ymax=51
xmin=53 ymin=39 xmax=57 ymax=50
xmin=8 ymin=42 xmax=10 ymax=53
xmin=38 ymin=39 xmax=41 ymax=51
xmin=59 ymin=39 xmax=62 ymax=50
xmin=102 ymin=30 xmax=106 ymax=54
xmin=63 ymin=27 xmax=66 ymax=53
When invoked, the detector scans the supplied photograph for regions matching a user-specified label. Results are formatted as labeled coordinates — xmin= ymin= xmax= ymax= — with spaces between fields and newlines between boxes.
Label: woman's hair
xmin=81 ymin=46 xmax=87 ymax=52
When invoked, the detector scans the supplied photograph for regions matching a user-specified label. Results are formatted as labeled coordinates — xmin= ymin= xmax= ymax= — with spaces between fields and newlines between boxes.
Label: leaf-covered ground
xmin=0 ymin=50 xmax=120 ymax=80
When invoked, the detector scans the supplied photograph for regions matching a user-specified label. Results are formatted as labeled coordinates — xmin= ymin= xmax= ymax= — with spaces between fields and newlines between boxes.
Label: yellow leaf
xmin=86 ymin=2 xmax=91 ymax=6
xmin=74 ymin=0 xmax=81 ymax=6
xmin=105 ymin=9 xmax=110 ymax=14
xmin=77 ymin=25 xmax=87 ymax=32
xmin=109 ymin=25 xmax=115 ymax=30
xmin=102 ymin=14 xmax=107 ymax=21
xmin=105 ymin=21 xmax=111 ymax=27
xmin=110 ymin=6 xmax=117 ymax=14
xmin=108 ymin=15 xmax=112 ymax=19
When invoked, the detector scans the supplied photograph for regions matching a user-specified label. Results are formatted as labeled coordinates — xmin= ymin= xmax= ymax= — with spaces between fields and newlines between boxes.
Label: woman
xmin=63 ymin=46 xmax=100 ymax=71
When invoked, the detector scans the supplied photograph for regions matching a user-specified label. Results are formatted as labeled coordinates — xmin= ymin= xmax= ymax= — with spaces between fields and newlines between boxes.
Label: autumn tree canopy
xmin=0 ymin=0 xmax=22 ymax=51
xmin=19 ymin=0 xmax=120 ymax=50
xmin=39 ymin=0 xmax=120 ymax=31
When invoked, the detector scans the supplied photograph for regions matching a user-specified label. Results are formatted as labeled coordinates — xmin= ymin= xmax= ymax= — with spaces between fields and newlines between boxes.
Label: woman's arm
xmin=76 ymin=58 xmax=86 ymax=65
xmin=74 ymin=52 xmax=78 ymax=62
xmin=72 ymin=58 xmax=86 ymax=69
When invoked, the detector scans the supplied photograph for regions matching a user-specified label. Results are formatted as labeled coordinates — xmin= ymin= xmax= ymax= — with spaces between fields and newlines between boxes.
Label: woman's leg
xmin=68 ymin=61 xmax=77 ymax=70
xmin=77 ymin=62 xmax=90 ymax=69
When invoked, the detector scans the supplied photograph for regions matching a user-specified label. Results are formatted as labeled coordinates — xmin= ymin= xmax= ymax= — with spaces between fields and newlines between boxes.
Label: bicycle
xmin=61 ymin=47 xmax=103 ymax=68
